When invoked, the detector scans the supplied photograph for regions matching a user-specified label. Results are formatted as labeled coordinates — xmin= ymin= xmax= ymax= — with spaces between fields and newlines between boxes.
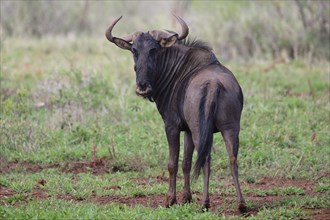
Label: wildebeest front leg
xmin=222 ymin=129 xmax=247 ymax=212
xmin=165 ymin=126 xmax=180 ymax=207
xmin=182 ymin=131 xmax=194 ymax=203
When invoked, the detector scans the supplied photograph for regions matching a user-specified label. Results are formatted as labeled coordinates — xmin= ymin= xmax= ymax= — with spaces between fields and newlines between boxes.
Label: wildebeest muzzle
xmin=136 ymin=81 xmax=153 ymax=97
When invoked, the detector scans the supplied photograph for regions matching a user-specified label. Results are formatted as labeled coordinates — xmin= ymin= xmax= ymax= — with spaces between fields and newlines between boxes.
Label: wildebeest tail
xmin=192 ymin=82 xmax=222 ymax=180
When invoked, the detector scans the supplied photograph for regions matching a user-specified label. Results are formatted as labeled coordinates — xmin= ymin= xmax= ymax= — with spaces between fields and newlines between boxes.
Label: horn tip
xmin=115 ymin=16 xmax=123 ymax=23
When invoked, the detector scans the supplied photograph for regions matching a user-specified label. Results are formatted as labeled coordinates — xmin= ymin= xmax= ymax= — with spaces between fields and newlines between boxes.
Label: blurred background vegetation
xmin=1 ymin=0 xmax=329 ymax=62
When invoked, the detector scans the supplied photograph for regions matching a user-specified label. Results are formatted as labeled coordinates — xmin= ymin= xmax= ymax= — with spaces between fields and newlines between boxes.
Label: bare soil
xmin=0 ymin=161 xmax=329 ymax=219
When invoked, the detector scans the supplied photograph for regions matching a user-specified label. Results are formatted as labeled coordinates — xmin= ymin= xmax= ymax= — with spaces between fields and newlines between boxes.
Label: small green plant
xmin=4 ymin=194 xmax=31 ymax=205
xmin=10 ymin=181 xmax=34 ymax=194
xmin=280 ymin=186 xmax=305 ymax=196
xmin=246 ymin=176 xmax=256 ymax=184
xmin=315 ymin=181 xmax=330 ymax=193
xmin=255 ymin=206 xmax=306 ymax=220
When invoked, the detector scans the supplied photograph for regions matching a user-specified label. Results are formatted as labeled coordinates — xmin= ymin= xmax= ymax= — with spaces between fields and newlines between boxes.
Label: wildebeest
xmin=105 ymin=15 xmax=246 ymax=212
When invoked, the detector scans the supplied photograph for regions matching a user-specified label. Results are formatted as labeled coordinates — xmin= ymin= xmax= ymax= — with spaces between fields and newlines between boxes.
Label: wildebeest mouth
xmin=135 ymin=85 xmax=153 ymax=97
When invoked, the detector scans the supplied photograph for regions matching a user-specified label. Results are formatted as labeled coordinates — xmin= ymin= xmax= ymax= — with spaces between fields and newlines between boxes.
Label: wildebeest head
xmin=105 ymin=15 xmax=189 ymax=98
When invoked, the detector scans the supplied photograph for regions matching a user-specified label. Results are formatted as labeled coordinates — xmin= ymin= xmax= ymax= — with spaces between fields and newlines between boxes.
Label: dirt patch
xmin=0 ymin=159 xmax=111 ymax=175
xmin=0 ymin=186 xmax=49 ymax=206
xmin=0 ymin=186 xmax=15 ymax=198
xmin=253 ymin=177 xmax=315 ymax=189
xmin=0 ymin=161 xmax=60 ymax=174
xmin=1 ymin=161 xmax=329 ymax=219
xmin=30 ymin=188 xmax=49 ymax=200
xmin=244 ymin=177 xmax=321 ymax=196
xmin=60 ymin=158 xmax=111 ymax=174
xmin=304 ymin=208 xmax=330 ymax=220
xmin=0 ymin=186 xmax=315 ymax=217
xmin=0 ymin=159 xmax=142 ymax=175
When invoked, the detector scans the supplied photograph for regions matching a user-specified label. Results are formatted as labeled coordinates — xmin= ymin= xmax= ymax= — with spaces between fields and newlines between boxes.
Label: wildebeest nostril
xmin=136 ymin=80 xmax=153 ymax=97
xmin=138 ymin=81 xmax=149 ymax=91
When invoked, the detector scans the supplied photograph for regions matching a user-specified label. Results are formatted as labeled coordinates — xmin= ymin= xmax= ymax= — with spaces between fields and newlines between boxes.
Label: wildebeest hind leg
xmin=221 ymin=128 xmax=247 ymax=212
xmin=182 ymin=131 xmax=194 ymax=203
xmin=165 ymin=126 xmax=180 ymax=207
xmin=190 ymin=129 xmax=212 ymax=210
xmin=202 ymin=154 xmax=211 ymax=210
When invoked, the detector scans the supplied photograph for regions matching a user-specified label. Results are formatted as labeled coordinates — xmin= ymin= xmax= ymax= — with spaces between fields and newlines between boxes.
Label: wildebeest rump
xmin=105 ymin=15 xmax=246 ymax=212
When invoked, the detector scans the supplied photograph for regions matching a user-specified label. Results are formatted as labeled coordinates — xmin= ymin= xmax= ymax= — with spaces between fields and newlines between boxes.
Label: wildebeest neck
xmin=152 ymin=40 xmax=220 ymax=116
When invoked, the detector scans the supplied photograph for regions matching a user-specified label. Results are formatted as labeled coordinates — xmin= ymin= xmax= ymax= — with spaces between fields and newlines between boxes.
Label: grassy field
xmin=0 ymin=37 xmax=329 ymax=219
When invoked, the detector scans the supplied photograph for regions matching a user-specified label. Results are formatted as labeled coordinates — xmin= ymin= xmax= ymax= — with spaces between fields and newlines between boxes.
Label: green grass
xmin=1 ymin=37 xmax=329 ymax=219
xmin=0 ymin=200 xmax=222 ymax=220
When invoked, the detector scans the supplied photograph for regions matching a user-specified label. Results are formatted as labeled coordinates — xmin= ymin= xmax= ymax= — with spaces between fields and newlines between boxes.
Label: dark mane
xmin=163 ymin=30 xmax=212 ymax=51
xmin=152 ymin=38 xmax=219 ymax=114
xmin=179 ymin=38 xmax=213 ymax=52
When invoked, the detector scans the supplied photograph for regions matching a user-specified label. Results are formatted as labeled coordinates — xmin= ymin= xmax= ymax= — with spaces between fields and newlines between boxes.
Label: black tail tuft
xmin=192 ymin=85 xmax=219 ymax=181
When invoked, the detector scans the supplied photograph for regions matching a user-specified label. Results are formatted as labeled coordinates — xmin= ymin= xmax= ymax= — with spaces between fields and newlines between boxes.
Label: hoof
xmin=238 ymin=202 xmax=247 ymax=213
xmin=183 ymin=194 xmax=192 ymax=204
xmin=199 ymin=203 xmax=210 ymax=212
xmin=165 ymin=196 xmax=177 ymax=208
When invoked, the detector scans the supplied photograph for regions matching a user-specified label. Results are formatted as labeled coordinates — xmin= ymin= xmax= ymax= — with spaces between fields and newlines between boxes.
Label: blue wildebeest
xmin=105 ymin=15 xmax=246 ymax=212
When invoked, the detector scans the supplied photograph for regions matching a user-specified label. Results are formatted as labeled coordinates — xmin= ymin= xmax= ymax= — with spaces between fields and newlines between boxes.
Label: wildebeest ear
xmin=113 ymin=38 xmax=132 ymax=50
xmin=160 ymin=34 xmax=178 ymax=48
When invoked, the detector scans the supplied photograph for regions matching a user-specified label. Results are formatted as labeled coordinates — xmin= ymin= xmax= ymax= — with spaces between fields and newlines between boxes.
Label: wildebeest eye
xmin=132 ymin=48 xmax=138 ymax=57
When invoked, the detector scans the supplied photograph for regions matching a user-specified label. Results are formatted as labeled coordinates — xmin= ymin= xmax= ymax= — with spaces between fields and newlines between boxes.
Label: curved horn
xmin=106 ymin=16 xmax=142 ymax=50
xmin=148 ymin=15 xmax=189 ymax=42
xmin=173 ymin=14 xmax=189 ymax=40
xmin=105 ymin=16 xmax=123 ymax=43
xmin=106 ymin=16 xmax=142 ymax=43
